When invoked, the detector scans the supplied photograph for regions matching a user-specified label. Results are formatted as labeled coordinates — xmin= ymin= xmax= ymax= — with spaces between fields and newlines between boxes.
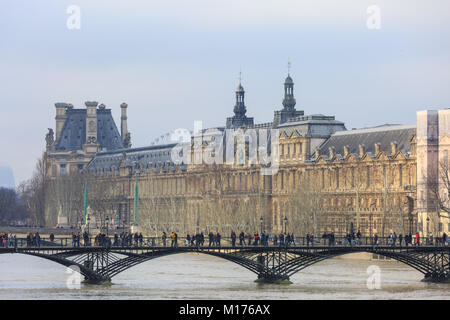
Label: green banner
xmin=83 ymin=181 xmax=88 ymax=224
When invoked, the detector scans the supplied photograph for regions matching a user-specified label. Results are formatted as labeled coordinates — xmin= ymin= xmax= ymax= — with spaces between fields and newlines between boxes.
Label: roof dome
xmin=236 ymin=83 xmax=244 ymax=92
xmin=285 ymin=75 xmax=293 ymax=84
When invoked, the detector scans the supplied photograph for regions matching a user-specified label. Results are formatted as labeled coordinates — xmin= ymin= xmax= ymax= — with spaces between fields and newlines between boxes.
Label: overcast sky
xmin=1 ymin=0 xmax=449 ymax=185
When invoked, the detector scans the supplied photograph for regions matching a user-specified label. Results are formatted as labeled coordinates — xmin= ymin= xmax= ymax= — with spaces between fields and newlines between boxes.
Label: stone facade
xmin=44 ymin=75 xmax=450 ymax=237
xmin=44 ymin=101 xmax=131 ymax=226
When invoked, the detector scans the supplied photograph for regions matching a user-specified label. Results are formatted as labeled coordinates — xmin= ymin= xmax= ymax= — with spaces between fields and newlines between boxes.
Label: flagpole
xmin=83 ymin=178 xmax=88 ymax=225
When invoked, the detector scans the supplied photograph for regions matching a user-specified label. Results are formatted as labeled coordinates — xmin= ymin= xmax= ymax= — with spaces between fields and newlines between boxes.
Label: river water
xmin=0 ymin=253 xmax=448 ymax=300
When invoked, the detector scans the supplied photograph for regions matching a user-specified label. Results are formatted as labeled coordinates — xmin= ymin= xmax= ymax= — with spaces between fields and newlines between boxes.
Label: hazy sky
xmin=1 ymin=0 xmax=449 ymax=184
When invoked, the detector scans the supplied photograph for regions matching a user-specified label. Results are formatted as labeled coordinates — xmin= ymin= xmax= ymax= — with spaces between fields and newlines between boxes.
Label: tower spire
xmin=283 ymin=62 xmax=296 ymax=112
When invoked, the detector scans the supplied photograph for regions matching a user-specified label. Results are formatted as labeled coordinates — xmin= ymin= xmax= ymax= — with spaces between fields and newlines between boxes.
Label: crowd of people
xmin=0 ymin=233 xmax=16 ymax=247
xmin=79 ymin=231 xmax=146 ymax=247
xmin=161 ymin=231 xmax=299 ymax=248
xmin=1 ymin=229 xmax=448 ymax=248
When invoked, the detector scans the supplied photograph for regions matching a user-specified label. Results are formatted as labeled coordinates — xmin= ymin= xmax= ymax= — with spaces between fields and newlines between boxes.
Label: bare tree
xmin=19 ymin=153 xmax=47 ymax=226
xmin=427 ymin=160 xmax=450 ymax=234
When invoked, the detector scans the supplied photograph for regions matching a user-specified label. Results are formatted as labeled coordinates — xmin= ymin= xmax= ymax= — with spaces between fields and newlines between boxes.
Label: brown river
xmin=0 ymin=252 xmax=448 ymax=300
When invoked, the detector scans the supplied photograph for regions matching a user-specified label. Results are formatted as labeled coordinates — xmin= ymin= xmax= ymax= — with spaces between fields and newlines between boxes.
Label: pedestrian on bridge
xmin=170 ymin=232 xmax=176 ymax=247
xmin=216 ymin=232 xmax=221 ymax=247
xmin=239 ymin=232 xmax=245 ymax=246
xmin=279 ymin=233 xmax=284 ymax=246
xmin=208 ymin=232 xmax=214 ymax=247
xmin=35 ymin=232 xmax=40 ymax=247
xmin=231 ymin=231 xmax=236 ymax=247
xmin=162 ymin=232 xmax=167 ymax=247
xmin=200 ymin=232 xmax=205 ymax=246
xmin=186 ymin=234 xmax=191 ymax=246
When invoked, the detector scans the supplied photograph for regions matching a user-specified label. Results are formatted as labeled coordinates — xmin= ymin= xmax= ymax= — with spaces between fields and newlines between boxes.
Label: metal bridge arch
xmin=2 ymin=246 xmax=448 ymax=284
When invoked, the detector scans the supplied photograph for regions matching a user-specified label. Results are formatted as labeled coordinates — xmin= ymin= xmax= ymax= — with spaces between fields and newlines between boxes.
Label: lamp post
xmin=426 ymin=216 xmax=430 ymax=245
xmin=106 ymin=216 xmax=109 ymax=236
xmin=260 ymin=216 xmax=263 ymax=234
xmin=284 ymin=216 xmax=288 ymax=234
xmin=408 ymin=213 xmax=413 ymax=235
xmin=87 ymin=216 xmax=91 ymax=237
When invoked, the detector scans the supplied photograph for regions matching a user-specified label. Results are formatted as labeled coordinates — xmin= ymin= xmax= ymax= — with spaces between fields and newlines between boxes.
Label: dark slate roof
xmin=54 ymin=108 xmax=124 ymax=151
xmin=317 ymin=124 xmax=416 ymax=157
xmin=86 ymin=143 xmax=182 ymax=172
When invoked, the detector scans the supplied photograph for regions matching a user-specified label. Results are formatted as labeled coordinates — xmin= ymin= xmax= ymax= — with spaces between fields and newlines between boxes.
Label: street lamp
xmin=106 ymin=216 xmax=109 ymax=236
xmin=426 ymin=216 xmax=430 ymax=244
xmin=284 ymin=216 xmax=288 ymax=234
xmin=260 ymin=216 xmax=263 ymax=234
xmin=87 ymin=216 xmax=91 ymax=236
xmin=408 ymin=213 xmax=413 ymax=235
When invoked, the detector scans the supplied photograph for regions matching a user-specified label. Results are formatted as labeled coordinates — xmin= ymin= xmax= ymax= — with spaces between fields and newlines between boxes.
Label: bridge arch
xmin=3 ymin=246 xmax=448 ymax=284
xmin=279 ymin=248 xmax=448 ymax=281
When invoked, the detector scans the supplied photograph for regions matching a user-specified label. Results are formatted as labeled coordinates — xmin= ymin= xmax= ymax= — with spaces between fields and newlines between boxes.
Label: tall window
xmin=351 ymin=167 xmax=355 ymax=188
xmin=444 ymin=150 xmax=449 ymax=169
xmin=366 ymin=166 xmax=370 ymax=187
xmin=336 ymin=168 xmax=340 ymax=188
xmin=60 ymin=164 xmax=66 ymax=175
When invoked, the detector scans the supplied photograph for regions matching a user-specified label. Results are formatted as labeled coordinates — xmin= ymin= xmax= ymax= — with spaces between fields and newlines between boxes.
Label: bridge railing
xmin=1 ymin=234 xmax=448 ymax=248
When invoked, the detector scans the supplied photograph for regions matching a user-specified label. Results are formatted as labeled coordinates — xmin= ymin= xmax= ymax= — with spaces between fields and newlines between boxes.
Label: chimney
xmin=121 ymin=103 xmax=128 ymax=142
xmin=359 ymin=144 xmax=366 ymax=158
xmin=374 ymin=142 xmax=381 ymax=155
xmin=85 ymin=101 xmax=98 ymax=145
xmin=55 ymin=102 xmax=69 ymax=141
xmin=391 ymin=141 xmax=398 ymax=155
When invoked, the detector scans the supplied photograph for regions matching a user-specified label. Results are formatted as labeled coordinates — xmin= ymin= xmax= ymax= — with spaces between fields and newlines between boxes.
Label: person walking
xmin=35 ymin=232 xmax=40 ymax=247
xmin=186 ymin=233 xmax=191 ymax=246
xmin=231 ymin=231 xmax=236 ymax=247
xmin=216 ymin=232 xmax=221 ymax=247
xmin=170 ymin=231 xmax=175 ymax=247
xmin=208 ymin=232 xmax=214 ymax=247
xmin=239 ymin=232 xmax=244 ymax=246
xmin=162 ymin=232 xmax=167 ymax=247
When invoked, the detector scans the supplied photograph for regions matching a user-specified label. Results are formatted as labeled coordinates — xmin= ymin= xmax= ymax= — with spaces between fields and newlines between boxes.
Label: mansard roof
xmin=87 ymin=143 xmax=178 ymax=171
xmin=317 ymin=124 xmax=416 ymax=158
xmin=54 ymin=108 xmax=124 ymax=152
xmin=276 ymin=114 xmax=346 ymax=137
